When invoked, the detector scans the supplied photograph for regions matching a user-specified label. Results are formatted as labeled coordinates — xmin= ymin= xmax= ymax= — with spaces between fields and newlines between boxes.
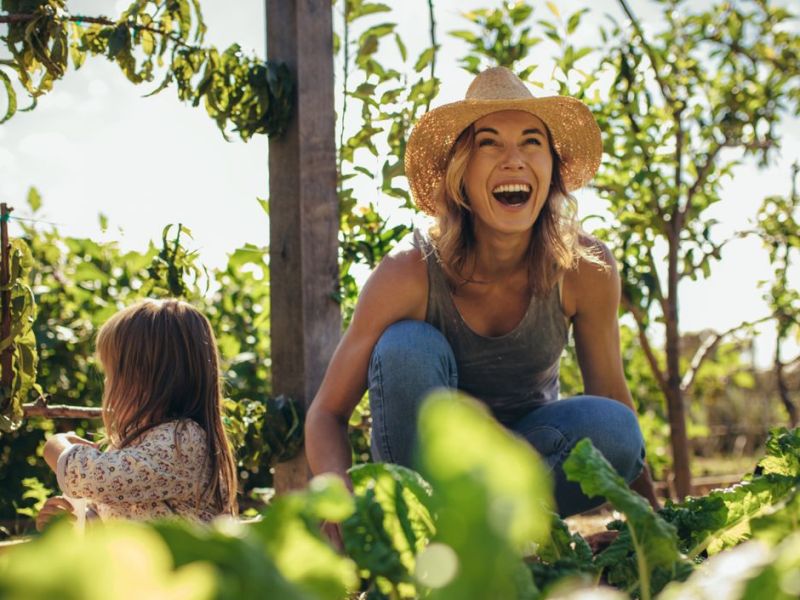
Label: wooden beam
xmin=266 ymin=0 xmax=341 ymax=494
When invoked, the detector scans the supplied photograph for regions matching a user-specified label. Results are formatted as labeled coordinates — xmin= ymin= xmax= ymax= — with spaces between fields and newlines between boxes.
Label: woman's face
xmin=462 ymin=110 xmax=553 ymax=237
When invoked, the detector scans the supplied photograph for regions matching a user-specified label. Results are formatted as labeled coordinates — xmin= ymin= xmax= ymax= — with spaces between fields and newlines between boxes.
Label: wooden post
xmin=266 ymin=0 xmax=341 ymax=493
xmin=0 ymin=203 xmax=13 ymax=409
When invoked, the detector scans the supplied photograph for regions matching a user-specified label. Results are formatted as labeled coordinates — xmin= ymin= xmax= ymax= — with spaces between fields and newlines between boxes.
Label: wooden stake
xmin=266 ymin=0 xmax=341 ymax=494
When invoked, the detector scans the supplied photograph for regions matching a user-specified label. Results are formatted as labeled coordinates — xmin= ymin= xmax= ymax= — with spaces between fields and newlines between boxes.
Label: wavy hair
xmin=96 ymin=299 xmax=238 ymax=516
xmin=429 ymin=124 xmax=600 ymax=296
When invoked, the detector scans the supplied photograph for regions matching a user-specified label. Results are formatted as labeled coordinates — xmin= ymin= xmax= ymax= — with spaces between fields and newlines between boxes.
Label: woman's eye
xmin=477 ymin=138 xmax=496 ymax=147
xmin=524 ymin=137 xmax=541 ymax=146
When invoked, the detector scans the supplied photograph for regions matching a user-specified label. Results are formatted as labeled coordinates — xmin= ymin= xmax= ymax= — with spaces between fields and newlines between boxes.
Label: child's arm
xmin=56 ymin=422 xmax=207 ymax=505
xmin=43 ymin=433 xmax=97 ymax=471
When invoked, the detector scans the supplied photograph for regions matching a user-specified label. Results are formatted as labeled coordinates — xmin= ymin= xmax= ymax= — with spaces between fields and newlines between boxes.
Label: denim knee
xmin=368 ymin=320 xmax=458 ymax=466
xmin=370 ymin=320 xmax=457 ymax=381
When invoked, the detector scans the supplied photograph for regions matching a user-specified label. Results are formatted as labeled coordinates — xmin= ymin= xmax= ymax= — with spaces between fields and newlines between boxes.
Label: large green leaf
xmin=0 ymin=521 xmax=215 ymax=600
xmin=416 ymin=391 xmax=553 ymax=599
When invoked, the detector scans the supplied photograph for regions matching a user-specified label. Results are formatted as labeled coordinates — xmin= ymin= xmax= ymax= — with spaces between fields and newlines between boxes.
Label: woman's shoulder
xmin=371 ymin=230 xmax=428 ymax=284
xmin=576 ymin=234 xmax=615 ymax=269
xmin=562 ymin=234 xmax=619 ymax=317
xmin=354 ymin=230 xmax=429 ymax=324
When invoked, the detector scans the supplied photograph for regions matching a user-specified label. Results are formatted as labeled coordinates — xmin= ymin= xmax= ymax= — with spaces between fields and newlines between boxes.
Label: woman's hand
xmin=35 ymin=496 xmax=75 ymax=532
xmin=321 ymin=520 xmax=345 ymax=554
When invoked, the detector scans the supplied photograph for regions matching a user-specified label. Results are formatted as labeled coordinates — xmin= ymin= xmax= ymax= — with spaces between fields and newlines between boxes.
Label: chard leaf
xmin=249 ymin=476 xmax=359 ymax=600
xmin=343 ymin=463 xmax=435 ymax=584
xmin=664 ymin=474 xmax=797 ymax=558
xmin=527 ymin=514 xmax=598 ymax=594
xmin=758 ymin=427 xmax=800 ymax=478
xmin=563 ymin=439 xmax=685 ymax=600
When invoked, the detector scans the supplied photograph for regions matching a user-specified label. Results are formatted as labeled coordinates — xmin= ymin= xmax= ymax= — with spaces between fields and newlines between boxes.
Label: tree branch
xmin=426 ymin=0 xmax=437 ymax=111
xmin=680 ymin=314 xmax=774 ymax=394
xmin=645 ymin=246 xmax=669 ymax=317
xmin=617 ymin=0 xmax=673 ymax=105
xmin=0 ymin=13 xmax=200 ymax=52
xmin=622 ymin=102 xmax=667 ymax=224
xmin=682 ymin=141 xmax=724 ymax=220
xmin=22 ymin=395 xmax=102 ymax=420
xmin=622 ymin=294 xmax=669 ymax=398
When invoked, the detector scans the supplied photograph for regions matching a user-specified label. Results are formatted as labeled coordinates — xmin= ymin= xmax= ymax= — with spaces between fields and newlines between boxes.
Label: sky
xmin=0 ymin=0 xmax=798 ymax=366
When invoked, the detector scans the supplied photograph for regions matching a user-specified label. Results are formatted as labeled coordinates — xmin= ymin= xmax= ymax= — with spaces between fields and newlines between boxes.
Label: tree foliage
xmin=453 ymin=0 xmax=800 ymax=498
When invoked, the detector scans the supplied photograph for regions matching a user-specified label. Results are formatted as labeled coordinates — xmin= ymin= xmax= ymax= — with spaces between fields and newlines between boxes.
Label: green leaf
xmin=107 ymin=25 xmax=131 ymax=59
xmin=546 ymin=2 xmax=560 ymax=19
xmin=1 ymin=521 xmax=217 ymax=599
xmin=567 ymin=9 xmax=589 ymax=35
xmin=0 ymin=69 xmax=17 ymax=124
xmin=416 ymin=391 xmax=552 ymax=599
xmin=344 ymin=463 xmax=435 ymax=584
xmin=414 ymin=47 xmax=435 ymax=73
xmin=26 ymin=187 xmax=42 ymax=212
xmin=448 ymin=30 xmax=479 ymax=44
xmin=394 ymin=32 xmax=407 ymax=62
xmin=349 ymin=2 xmax=391 ymax=22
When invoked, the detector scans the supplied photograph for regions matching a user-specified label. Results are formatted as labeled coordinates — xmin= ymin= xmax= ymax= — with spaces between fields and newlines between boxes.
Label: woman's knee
xmin=370 ymin=320 xmax=457 ymax=380
xmin=588 ymin=398 xmax=645 ymax=482
xmin=368 ymin=321 xmax=458 ymax=466
xmin=542 ymin=396 xmax=645 ymax=483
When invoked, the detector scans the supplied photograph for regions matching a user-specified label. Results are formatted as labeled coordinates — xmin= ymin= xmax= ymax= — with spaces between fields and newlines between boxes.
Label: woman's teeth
xmin=491 ymin=183 xmax=532 ymax=206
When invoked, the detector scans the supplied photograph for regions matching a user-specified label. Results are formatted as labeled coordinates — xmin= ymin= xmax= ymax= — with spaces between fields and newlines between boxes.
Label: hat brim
xmin=405 ymin=96 xmax=602 ymax=215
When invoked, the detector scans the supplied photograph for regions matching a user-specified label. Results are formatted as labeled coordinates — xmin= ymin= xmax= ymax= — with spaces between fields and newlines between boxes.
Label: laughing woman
xmin=305 ymin=67 xmax=658 ymax=539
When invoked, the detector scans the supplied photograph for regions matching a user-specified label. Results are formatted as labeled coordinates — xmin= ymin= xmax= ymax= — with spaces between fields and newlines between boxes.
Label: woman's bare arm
xmin=567 ymin=240 xmax=660 ymax=508
xmin=304 ymin=244 xmax=428 ymax=487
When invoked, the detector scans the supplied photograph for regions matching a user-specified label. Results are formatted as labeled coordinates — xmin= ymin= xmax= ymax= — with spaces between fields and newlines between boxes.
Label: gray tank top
xmin=415 ymin=230 xmax=569 ymax=424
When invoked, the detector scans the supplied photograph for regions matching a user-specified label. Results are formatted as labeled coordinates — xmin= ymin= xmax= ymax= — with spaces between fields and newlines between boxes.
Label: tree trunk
xmin=775 ymin=337 xmax=798 ymax=428
xmin=666 ymin=222 xmax=692 ymax=499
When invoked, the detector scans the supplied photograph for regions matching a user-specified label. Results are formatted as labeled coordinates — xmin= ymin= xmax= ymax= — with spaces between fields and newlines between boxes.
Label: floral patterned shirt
xmin=56 ymin=419 xmax=218 ymax=522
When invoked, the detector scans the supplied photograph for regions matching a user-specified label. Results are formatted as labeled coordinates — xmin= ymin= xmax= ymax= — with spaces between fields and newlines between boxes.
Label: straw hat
xmin=405 ymin=67 xmax=602 ymax=215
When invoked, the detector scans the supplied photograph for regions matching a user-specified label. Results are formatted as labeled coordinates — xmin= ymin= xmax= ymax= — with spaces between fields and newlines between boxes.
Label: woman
xmin=305 ymin=67 xmax=658 ymax=532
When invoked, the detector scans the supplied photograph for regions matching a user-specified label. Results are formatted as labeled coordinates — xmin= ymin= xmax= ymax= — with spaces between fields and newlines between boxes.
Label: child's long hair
xmin=96 ymin=299 xmax=238 ymax=516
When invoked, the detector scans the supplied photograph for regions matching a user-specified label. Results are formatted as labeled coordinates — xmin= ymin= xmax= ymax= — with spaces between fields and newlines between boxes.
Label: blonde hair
xmin=96 ymin=299 xmax=238 ymax=516
xmin=429 ymin=124 xmax=599 ymax=295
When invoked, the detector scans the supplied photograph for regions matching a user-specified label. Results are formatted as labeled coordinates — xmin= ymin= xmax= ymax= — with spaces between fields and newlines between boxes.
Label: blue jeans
xmin=368 ymin=320 xmax=646 ymax=517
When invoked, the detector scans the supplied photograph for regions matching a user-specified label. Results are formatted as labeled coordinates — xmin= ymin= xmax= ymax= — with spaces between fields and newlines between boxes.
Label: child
xmin=38 ymin=299 xmax=238 ymax=528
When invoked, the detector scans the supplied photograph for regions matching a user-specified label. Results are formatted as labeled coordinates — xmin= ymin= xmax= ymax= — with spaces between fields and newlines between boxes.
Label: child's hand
xmin=35 ymin=496 xmax=75 ymax=532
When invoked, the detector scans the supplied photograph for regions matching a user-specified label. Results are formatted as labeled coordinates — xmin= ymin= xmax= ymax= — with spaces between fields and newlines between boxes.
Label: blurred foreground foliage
xmin=2 ymin=395 xmax=800 ymax=600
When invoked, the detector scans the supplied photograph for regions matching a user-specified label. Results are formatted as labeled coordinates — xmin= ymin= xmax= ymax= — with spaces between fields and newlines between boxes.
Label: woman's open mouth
xmin=491 ymin=183 xmax=532 ymax=206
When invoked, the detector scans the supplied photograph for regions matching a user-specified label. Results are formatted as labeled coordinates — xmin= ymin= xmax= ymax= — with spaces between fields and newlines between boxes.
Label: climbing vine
xmin=0 ymin=0 xmax=293 ymax=139
xmin=0 ymin=221 xmax=41 ymax=433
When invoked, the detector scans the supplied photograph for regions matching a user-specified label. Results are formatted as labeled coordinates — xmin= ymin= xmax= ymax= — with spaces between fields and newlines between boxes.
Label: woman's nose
xmin=500 ymin=146 xmax=525 ymax=169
